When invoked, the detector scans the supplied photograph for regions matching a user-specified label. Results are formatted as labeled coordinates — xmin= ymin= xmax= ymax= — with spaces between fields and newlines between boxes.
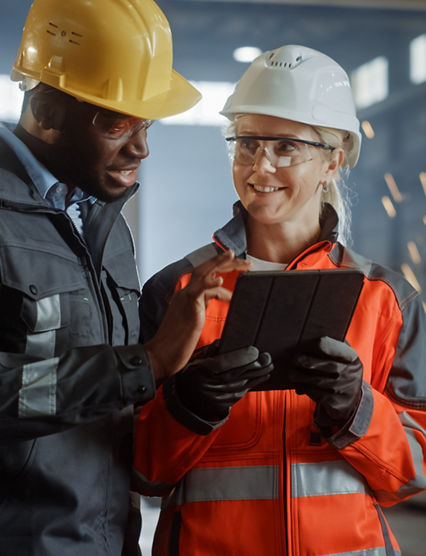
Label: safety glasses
xmin=226 ymin=135 xmax=334 ymax=168
xmin=92 ymin=110 xmax=153 ymax=139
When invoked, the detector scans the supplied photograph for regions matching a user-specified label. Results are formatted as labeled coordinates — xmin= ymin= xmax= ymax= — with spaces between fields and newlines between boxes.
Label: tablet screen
xmin=219 ymin=269 xmax=364 ymax=390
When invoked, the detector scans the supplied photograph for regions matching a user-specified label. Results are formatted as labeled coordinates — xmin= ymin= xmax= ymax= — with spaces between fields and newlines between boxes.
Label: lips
xmin=106 ymin=167 xmax=139 ymax=188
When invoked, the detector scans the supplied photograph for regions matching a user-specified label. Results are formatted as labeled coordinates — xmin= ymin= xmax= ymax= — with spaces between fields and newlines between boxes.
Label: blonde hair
xmin=312 ymin=126 xmax=354 ymax=245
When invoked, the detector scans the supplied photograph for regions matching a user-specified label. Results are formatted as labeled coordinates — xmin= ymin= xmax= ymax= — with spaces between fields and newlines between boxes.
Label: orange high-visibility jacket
xmin=134 ymin=203 xmax=426 ymax=556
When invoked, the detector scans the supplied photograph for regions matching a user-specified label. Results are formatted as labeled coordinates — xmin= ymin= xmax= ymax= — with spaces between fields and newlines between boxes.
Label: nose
xmin=123 ymin=128 xmax=150 ymax=159
xmin=252 ymin=146 xmax=277 ymax=173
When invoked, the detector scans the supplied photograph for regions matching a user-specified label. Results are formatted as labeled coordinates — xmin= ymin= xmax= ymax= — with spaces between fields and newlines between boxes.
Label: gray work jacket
xmin=0 ymin=137 xmax=155 ymax=555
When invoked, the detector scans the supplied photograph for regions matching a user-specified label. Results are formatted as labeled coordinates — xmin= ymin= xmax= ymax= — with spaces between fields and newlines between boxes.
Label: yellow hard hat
xmin=12 ymin=0 xmax=201 ymax=120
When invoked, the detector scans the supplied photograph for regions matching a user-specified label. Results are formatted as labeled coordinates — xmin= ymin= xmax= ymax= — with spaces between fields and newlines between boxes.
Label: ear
xmin=323 ymin=147 xmax=344 ymax=182
xmin=30 ymin=90 xmax=67 ymax=131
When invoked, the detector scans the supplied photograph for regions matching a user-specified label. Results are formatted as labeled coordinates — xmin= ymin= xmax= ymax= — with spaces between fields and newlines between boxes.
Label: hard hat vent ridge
xmin=266 ymin=47 xmax=304 ymax=70
xmin=45 ymin=21 xmax=83 ymax=46
xmin=46 ymin=22 xmax=57 ymax=36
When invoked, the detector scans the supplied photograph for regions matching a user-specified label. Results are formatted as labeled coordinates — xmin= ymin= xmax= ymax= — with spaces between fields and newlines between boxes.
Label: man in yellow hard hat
xmin=0 ymin=0 xmax=272 ymax=554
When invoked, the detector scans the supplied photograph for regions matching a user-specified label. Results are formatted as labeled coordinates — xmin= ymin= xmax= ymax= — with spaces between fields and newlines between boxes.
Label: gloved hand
xmin=288 ymin=336 xmax=363 ymax=430
xmin=175 ymin=345 xmax=273 ymax=422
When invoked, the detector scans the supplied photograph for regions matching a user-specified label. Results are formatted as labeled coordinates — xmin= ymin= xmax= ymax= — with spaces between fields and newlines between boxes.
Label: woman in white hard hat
xmin=134 ymin=45 xmax=426 ymax=555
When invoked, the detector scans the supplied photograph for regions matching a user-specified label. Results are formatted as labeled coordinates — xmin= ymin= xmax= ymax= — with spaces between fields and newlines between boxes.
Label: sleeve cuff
xmin=324 ymin=381 xmax=374 ymax=450
xmin=115 ymin=345 xmax=156 ymax=405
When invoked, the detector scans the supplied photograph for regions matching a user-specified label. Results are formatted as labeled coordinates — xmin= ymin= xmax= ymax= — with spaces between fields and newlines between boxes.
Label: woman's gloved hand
xmin=288 ymin=336 xmax=363 ymax=430
xmin=175 ymin=345 xmax=273 ymax=422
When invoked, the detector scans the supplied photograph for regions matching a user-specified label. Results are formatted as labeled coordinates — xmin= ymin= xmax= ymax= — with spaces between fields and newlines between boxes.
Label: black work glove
xmin=175 ymin=345 xmax=273 ymax=422
xmin=289 ymin=336 xmax=363 ymax=430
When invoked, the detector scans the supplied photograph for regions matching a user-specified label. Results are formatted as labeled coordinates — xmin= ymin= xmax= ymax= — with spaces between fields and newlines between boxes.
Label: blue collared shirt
xmin=0 ymin=123 xmax=96 ymax=234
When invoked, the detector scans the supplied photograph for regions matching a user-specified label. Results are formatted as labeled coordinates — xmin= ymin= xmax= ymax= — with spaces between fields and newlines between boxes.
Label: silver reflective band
xmin=19 ymin=358 xmax=59 ymax=417
xmin=26 ymin=330 xmax=56 ymax=359
xmin=329 ymin=549 xmax=400 ymax=556
xmin=165 ymin=460 xmax=370 ymax=507
xmin=400 ymin=410 xmax=426 ymax=436
xmin=25 ymin=295 xmax=61 ymax=358
xmin=20 ymin=295 xmax=61 ymax=416
xmin=35 ymin=295 xmax=61 ymax=331
xmin=164 ymin=465 xmax=279 ymax=508
xmin=186 ymin=243 xmax=219 ymax=268
xmin=291 ymin=460 xmax=368 ymax=498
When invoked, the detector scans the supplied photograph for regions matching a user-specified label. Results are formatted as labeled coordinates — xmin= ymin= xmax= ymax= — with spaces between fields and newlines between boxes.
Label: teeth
xmin=120 ymin=170 xmax=132 ymax=176
xmin=252 ymin=184 xmax=279 ymax=193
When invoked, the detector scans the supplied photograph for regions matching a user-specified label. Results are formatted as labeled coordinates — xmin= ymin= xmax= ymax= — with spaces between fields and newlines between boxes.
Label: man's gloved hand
xmin=175 ymin=345 xmax=273 ymax=422
xmin=288 ymin=336 xmax=363 ymax=430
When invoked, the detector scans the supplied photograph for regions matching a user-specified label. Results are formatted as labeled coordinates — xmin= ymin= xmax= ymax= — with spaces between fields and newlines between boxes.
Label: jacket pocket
xmin=0 ymin=243 xmax=92 ymax=355
xmin=204 ymin=393 xmax=264 ymax=455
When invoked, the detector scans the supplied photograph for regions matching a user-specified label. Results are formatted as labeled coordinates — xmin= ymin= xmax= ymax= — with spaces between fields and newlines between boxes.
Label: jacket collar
xmin=213 ymin=200 xmax=339 ymax=257
xmin=213 ymin=201 xmax=248 ymax=255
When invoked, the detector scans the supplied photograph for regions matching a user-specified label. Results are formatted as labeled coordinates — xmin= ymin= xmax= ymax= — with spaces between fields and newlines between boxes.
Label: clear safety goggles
xmin=225 ymin=135 xmax=335 ymax=168
xmin=92 ymin=110 xmax=154 ymax=139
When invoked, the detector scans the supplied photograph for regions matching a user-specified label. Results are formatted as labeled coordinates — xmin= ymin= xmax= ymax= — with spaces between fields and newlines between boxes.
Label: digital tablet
xmin=219 ymin=269 xmax=364 ymax=390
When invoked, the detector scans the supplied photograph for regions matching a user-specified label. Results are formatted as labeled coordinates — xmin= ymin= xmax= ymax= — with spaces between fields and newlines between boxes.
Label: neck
xmin=246 ymin=216 xmax=321 ymax=264
xmin=14 ymin=123 xmax=76 ymax=199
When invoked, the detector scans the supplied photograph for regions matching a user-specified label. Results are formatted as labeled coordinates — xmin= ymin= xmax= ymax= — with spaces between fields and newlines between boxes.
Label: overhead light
xmin=160 ymin=81 xmax=235 ymax=126
xmin=233 ymin=46 xmax=262 ymax=63
xmin=351 ymin=56 xmax=388 ymax=109
xmin=410 ymin=34 xmax=426 ymax=84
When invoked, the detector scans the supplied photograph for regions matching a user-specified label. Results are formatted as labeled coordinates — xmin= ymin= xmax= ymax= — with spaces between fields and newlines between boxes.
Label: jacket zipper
xmin=55 ymin=206 xmax=111 ymax=343
xmin=282 ymin=392 xmax=289 ymax=555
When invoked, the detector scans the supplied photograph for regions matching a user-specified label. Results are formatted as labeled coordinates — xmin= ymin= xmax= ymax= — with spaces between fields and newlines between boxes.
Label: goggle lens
xmin=226 ymin=136 xmax=334 ymax=168
xmin=92 ymin=111 xmax=153 ymax=138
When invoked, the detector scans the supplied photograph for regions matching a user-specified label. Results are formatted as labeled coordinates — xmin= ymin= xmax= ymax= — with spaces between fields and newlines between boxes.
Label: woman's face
xmin=232 ymin=114 xmax=336 ymax=229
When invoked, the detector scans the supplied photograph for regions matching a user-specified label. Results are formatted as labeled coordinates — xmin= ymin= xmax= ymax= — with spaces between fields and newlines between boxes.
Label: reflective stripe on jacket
xmin=135 ymin=201 xmax=426 ymax=556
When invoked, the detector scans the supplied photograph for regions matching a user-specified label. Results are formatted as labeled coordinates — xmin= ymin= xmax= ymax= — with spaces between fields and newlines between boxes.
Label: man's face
xmin=52 ymin=96 xmax=150 ymax=202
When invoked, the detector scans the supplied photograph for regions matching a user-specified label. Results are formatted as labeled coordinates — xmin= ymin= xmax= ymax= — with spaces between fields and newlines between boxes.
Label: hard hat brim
xmin=12 ymin=66 xmax=201 ymax=121
xmin=62 ymin=69 xmax=201 ymax=121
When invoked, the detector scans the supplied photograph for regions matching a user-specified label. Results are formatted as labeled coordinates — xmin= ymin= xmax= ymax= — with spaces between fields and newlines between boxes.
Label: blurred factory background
xmin=0 ymin=0 xmax=425 ymax=554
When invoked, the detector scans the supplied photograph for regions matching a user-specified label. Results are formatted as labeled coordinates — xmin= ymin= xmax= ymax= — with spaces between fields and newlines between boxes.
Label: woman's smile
xmin=249 ymin=183 xmax=286 ymax=193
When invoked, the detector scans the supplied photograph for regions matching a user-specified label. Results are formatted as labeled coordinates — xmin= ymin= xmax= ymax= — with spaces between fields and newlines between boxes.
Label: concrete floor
xmin=139 ymin=493 xmax=426 ymax=555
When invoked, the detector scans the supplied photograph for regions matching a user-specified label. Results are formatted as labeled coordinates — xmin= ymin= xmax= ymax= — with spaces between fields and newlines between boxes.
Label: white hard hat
xmin=221 ymin=45 xmax=361 ymax=168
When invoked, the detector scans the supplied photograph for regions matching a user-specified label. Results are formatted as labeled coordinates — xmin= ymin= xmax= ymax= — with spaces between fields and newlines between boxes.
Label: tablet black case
xmin=219 ymin=269 xmax=364 ymax=390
